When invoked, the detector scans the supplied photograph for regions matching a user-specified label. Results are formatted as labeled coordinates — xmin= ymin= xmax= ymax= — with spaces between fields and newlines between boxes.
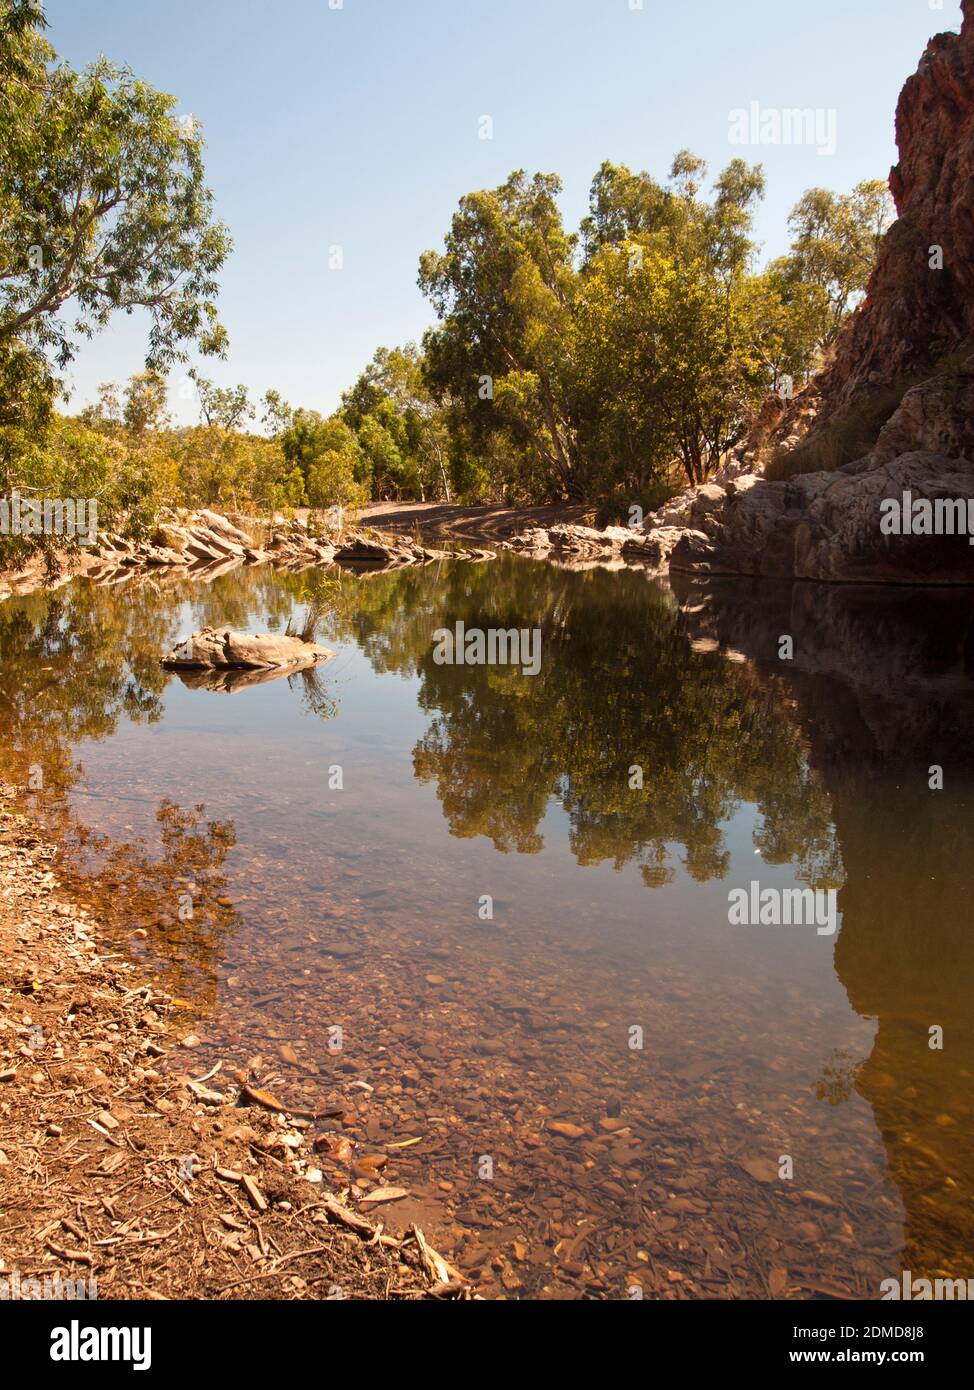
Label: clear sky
xmin=45 ymin=0 xmax=963 ymax=424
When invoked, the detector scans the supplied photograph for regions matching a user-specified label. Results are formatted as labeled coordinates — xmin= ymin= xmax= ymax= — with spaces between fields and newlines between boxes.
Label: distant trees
xmin=419 ymin=171 xmax=581 ymax=499
xmin=279 ymin=412 xmax=368 ymax=509
xmin=341 ymin=345 xmax=453 ymax=500
xmin=190 ymin=374 xmax=254 ymax=432
xmin=573 ymin=156 xmax=771 ymax=490
xmin=43 ymin=157 xmax=891 ymax=537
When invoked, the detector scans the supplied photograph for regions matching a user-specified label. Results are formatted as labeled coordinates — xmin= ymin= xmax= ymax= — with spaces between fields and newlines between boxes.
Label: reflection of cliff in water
xmin=674 ymin=576 xmax=974 ymax=1277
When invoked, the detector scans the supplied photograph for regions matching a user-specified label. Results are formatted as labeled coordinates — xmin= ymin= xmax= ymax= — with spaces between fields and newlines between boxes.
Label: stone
xmin=161 ymin=627 xmax=335 ymax=672
xmin=548 ymin=1121 xmax=586 ymax=1140
xmin=197 ymin=509 xmax=254 ymax=546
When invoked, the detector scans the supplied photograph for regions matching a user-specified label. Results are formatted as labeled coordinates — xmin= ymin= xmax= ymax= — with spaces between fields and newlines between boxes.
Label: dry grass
xmin=765 ymin=384 xmax=910 ymax=482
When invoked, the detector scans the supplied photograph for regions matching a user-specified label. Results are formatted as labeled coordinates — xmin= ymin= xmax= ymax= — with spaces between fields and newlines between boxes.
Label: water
xmin=2 ymin=554 xmax=972 ymax=1298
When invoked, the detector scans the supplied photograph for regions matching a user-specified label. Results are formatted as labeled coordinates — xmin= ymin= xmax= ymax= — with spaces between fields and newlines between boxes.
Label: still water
xmin=2 ymin=554 xmax=972 ymax=1298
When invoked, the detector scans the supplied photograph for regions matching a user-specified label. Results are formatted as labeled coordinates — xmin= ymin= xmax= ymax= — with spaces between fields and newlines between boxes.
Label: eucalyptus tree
xmin=419 ymin=171 xmax=583 ymax=499
xmin=0 ymin=1 xmax=230 ymax=381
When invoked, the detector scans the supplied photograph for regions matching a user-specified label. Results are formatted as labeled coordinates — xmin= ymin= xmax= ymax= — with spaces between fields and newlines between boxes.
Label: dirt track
xmin=356 ymin=501 xmax=594 ymax=542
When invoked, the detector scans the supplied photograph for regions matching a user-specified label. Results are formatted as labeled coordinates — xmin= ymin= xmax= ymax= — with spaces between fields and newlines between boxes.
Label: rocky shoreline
xmin=0 ymin=784 xmax=471 ymax=1300
xmin=0 ymin=508 xmax=496 ymax=602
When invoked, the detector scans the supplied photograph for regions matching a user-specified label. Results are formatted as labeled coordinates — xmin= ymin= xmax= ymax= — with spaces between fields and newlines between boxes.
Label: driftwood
xmin=316 ymin=1195 xmax=473 ymax=1299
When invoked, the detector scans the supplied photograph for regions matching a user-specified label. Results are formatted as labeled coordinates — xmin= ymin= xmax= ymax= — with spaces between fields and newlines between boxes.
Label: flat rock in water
xmin=161 ymin=626 xmax=335 ymax=671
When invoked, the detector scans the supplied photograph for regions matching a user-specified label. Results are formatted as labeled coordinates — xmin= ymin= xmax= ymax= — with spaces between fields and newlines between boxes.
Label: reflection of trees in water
xmin=831 ymin=767 xmax=974 ymax=1280
xmin=0 ymin=568 xmax=327 ymax=1009
xmin=335 ymin=558 xmax=974 ymax=1276
xmin=328 ymin=556 xmax=841 ymax=887
xmin=0 ymin=583 xmax=174 ymax=795
xmin=58 ymin=797 xmax=240 ymax=1010
xmin=4 ymin=555 xmax=972 ymax=1276
xmin=0 ymin=567 xmax=336 ymax=796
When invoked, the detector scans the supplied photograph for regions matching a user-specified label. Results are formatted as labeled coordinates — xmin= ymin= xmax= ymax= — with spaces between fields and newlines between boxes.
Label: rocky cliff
xmin=825 ymin=0 xmax=974 ymax=415
xmin=660 ymin=1 xmax=974 ymax=583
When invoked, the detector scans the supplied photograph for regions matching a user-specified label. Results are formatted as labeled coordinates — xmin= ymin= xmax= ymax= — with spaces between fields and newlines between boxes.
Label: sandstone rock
xmin=193 ymin=526 xmax=246 ymax=558
xmin=823 ymin=2 xmax=974 ymax=414
xmin=870 ymin=371 xmax=974 ymax=466
xmin=548 ymin=1121 xmax=585 ymax=1140
xmin=503 ymin=527 xmax=556 ymax=554
xmin=152 ymin=523 xmax=191 ymax=553
xmin=183 ymin=539 xmax=225 ymax=564
xmin=161 ymin=627 xmax=335 ymax=671
xmin=661 ymin=454 xmax=974 ymax=583
xmin=142 ymin=546 xmax=188 ymax=567
xmin=334 ymin=540 xmax=399 ymax=563
xmin=196 ymin=509 xmax=254 ymax=547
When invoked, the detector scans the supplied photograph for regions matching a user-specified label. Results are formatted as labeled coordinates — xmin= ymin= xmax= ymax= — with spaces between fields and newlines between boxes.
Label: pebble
xmin=548 ymin=1121 xmax=586 ymax=1140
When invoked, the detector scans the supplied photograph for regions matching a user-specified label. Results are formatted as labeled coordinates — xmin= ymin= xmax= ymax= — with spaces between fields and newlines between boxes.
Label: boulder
xmin=660 ymin=455 xmax=974 ymax=584
xmin=162 ymin=627 xmax=335 ymax=671
xmin=152 ymin=523 xmax=191 ymax=554
xmin=334 ymin=540 xmax=399 ymax=564
xmin=196 ymin=510 xmax=254 ymax=547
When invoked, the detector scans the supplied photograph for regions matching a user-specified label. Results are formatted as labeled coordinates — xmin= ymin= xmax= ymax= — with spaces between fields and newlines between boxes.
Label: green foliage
xmin=769 ymin=180 xmax=895 ymax=352
xmin=0 ymin=0 xmax=231 ymax=559
xmin=415 ymin=153 xmax=831 ymax=495
xmin=0 ymin=407 xmax=170 ymax=567
xmin=190 ymin=372 xmax=253 ymax=431
xmin=575 ymin=239 xmax=769 ymax=488
xmin=419 ymin=170 xmax=581 ymax=499
xmin=321 ymin=554 xmax=841 ymax=887
xmin=121 ymin=370 xmax=170 ymax=436
xmin=281 ymin=411 xmax=370 ymax=509
xmin=0 ymin=2 xmax=230 ymax=373
xmin=341 ymin=344 xmax=455 ymax=501
xmin=411 ymin=157 xmax=893 ymax=500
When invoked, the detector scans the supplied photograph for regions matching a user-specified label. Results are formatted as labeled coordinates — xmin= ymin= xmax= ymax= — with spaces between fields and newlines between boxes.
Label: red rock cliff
xmin=820 ymin=0 xmax=974 ymax=413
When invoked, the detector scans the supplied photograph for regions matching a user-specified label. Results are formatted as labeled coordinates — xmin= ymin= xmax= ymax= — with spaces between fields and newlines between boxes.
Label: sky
xmin=44 ymin=0 xmax=963 ymax=425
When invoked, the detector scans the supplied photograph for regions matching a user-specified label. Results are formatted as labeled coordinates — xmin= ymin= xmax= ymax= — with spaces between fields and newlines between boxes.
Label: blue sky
xmin=45 ymin=0 xmax=963 ymax=424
